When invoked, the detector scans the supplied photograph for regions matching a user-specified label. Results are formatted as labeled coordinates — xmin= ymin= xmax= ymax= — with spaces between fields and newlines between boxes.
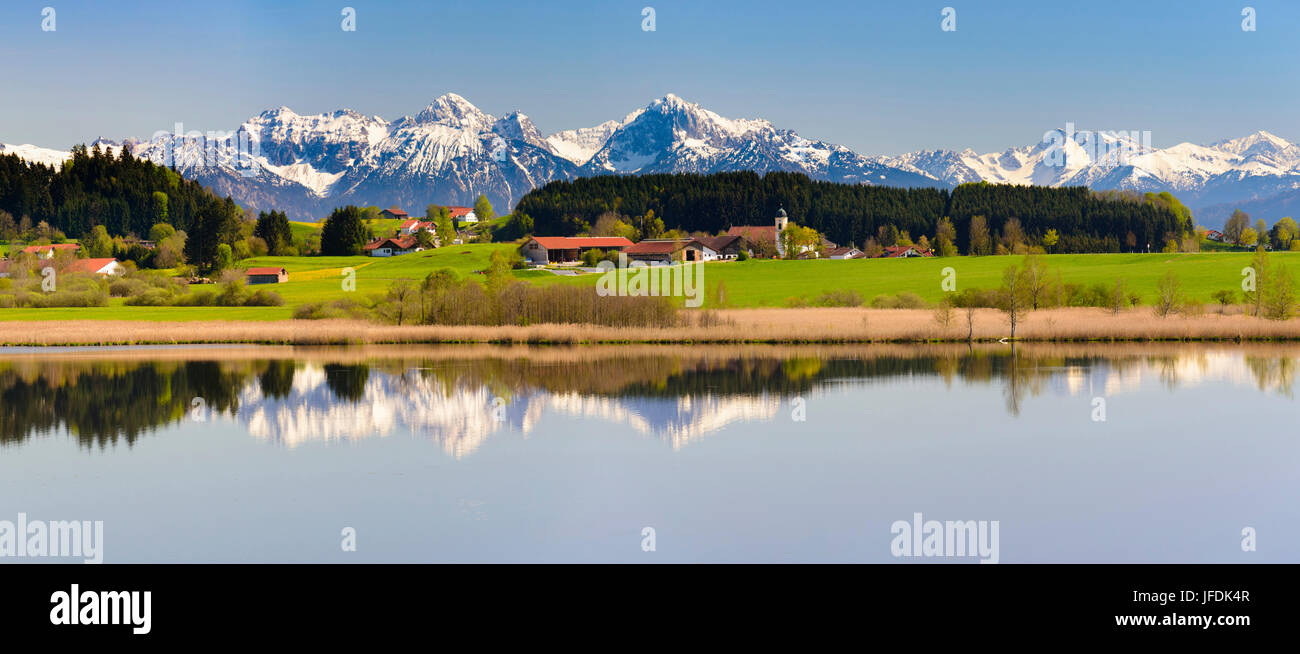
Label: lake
xmin=0 ymin=343 xmax=1295 ymax=563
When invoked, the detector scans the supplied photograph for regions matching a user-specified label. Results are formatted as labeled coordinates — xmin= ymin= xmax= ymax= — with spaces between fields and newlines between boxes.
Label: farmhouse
xmin=877 ymin=245 xmax=934 ymax=258
xmin=398 ymin=219 xmax=435 ymax=236
xmin=245 ymin=266 xmax=288 ymax=284
xmin=22 ymin=243 xmax=81 ymax=258
xmin=66 ymin=258 xmax=126 ymax=277
xmin=624 ymin=239 xmax=717 ymax=264
xmin=695 ymin=234 xmax=750 ymax=260
xmin=364 ymin=236 xmax=422 ymax=257
xmin=380 ymin=206 xmax=409 ymax=221
xmin=519 ymin=236 xmax=633 ymax=264
xmin=827 ymin=246 xmax=864 ymax=259
xmin=446 ymin=206 xmax=477 ymax=225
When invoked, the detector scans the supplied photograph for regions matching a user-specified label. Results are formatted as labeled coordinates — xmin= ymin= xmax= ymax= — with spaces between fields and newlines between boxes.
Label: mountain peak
xmin=413 ymin=93 xmax=491 ymax=129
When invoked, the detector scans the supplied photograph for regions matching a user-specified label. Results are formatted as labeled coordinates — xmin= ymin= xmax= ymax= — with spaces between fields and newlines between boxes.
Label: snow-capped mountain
xmin=5 ymin=93 xmax=1300 ymax=225
xmin=875 ymin=129 xmax=1300 ymax=221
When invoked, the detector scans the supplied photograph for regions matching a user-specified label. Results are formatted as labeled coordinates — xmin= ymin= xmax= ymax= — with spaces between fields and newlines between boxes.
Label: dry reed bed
xmin=1 ymin=308 xmax=1299 ymax=347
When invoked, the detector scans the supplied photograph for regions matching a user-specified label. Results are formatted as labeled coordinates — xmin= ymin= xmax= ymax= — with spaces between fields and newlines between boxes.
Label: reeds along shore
xmin=3 ymin=307 xmax=1300 ymax=346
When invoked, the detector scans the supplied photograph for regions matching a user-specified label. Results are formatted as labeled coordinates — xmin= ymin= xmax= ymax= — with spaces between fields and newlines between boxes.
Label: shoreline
xmin=2 ymin=307 xmax=1299 ymax=346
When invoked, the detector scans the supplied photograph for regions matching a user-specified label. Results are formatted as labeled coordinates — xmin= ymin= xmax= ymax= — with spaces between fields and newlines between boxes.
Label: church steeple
xmin=775 ymin=206 xmax=788 ymax=232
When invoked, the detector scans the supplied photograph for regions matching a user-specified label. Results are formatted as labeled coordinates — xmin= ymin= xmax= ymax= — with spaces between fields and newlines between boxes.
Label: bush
xmin=814 ymin=289 xmax=863 ymax=307
xmin=124 ymin=288 xmax=174 ymax=306
xmin=245 ymin=289 xmax=285 ymax=307
xmin=870 ymin=291 xmax=927 ymax=309
xmin=293 ymin=298 xmax=371 ymax=320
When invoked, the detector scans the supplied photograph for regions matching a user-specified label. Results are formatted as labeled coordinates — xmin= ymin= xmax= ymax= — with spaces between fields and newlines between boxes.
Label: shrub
xmin=814 ymin=289 xmax=863 ymax=307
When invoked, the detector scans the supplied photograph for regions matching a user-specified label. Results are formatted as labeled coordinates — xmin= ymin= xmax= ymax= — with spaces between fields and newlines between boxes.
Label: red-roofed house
xmin=66 ymin=258 xmax=125 ymax=277
xmin=245 ymin=266 xmax=288 ymax=284
xmin=624 ymin=238 xmax=717 ymax=264
xmin=381 ymin=206 xmax=409 ymax=221
xmin=22 ymin=243 xmax=81 ymax=258
xmin=876 ymin=245 xmax=933 ymax=258
xmin=364 ymin=236 xmax=422 ymax=257
xmin=519 ymin=236 xmax=633 ymax=264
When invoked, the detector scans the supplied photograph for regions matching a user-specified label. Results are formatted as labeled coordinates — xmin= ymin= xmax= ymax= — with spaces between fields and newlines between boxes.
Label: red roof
xmin=625 ymin=239 xmax=699 ymax=255
xmin=727 ymin=225 xmax=777 ymax=242
xmin=364 ymin=236 xmax=419 ymax=251
xmin=66 ymin=258 xmax=120 ymax=274
xmin=245 ymin=267 xmax=286 ymax=276
xmin=22 ymin=243 xmax=80 ymax=254
xmin=529 ymin=237 xmax=633 ymax=249
xmin=446 ymin=206 xmax=473 ymax=218
xmin=382 ymin=207 xmax=409 ymax=217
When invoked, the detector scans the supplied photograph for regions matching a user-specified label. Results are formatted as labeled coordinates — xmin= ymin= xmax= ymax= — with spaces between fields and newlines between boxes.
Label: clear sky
xmin=1 ymin=0 xmax=1296 ymax=155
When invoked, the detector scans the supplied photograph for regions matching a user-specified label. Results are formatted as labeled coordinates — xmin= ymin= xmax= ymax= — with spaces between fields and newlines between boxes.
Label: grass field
xmin=1 ymin=247 xmax=1296 ymax=321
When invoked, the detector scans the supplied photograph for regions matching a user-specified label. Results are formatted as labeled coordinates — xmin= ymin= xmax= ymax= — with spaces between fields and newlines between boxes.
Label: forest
xmin=513 ymin=171 xmax=1196 ymax=254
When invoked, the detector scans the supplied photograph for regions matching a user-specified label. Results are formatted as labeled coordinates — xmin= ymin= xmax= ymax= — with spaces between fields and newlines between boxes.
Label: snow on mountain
xmin=546 ymin=119 xmax=622 ymax=164
xmin=0 ymin=139 xmax=121 ymax=168
xmin=6 ymin=93 xmax=1300 ymax=225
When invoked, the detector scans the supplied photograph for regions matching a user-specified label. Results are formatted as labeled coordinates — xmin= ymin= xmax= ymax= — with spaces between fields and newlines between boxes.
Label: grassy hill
xmin=1 ymin=247 xmax=1294 ymax=321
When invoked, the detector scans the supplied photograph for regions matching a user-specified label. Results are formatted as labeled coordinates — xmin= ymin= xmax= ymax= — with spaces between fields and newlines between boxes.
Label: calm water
xmin=0 ymin=344 xmax=1296 ymax=563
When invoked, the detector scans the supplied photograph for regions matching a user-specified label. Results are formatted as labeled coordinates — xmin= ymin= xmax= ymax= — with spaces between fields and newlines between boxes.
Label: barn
xmin=518 ymin=236 xmax=633 ymax=264
xmin=246 ymin=266 xmax=288 ymax=284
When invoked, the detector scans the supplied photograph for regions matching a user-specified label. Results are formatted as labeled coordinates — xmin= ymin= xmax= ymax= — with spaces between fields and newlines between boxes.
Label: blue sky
xmin=1 ymin=0 xmax=1296 ymax=154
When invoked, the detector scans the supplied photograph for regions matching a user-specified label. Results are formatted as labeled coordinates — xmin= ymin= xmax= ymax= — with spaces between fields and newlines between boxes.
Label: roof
xmin=528 ymin=236 xmax=633 ymax=249
xmin=364 ymin=236 xmax=419 ymax=250
xmin=399 ymin=219 xmax=420 ymax=229
xmin=696 ymin=235 xmax=744 ymax=251
xmin=446 ymin=206 xmax=473 ymax=218
xmin=625 ymin=239 xmax=699 ymax=255
xmin=880 ymin=245 xmax=933 ymax=258
xmin=66 ymin=258 xmax=120 ymax=274
xmin=382 ymin=207 xmax=409 ymax=217
xmin=22 ymin=243 xmax=80 ymax=254
xmin=827 ymin=246 xmax=862 ymax=257
xmin=245 ymin=267 xmax=287 ymax=276
xmin=727 ymin=225 xmax=777 ymax=242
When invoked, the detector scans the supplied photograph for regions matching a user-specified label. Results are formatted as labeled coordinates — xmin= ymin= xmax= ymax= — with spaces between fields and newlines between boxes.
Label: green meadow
xmin=0 ymin=245 xmax=1294 ymax=321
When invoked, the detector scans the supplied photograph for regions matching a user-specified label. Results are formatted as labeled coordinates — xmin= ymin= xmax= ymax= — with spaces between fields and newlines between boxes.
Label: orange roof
xmin=727 ymin=226 xmax=776 ymax=242
xmin=530 ymin=237 xmax=633 ymax=249
xmin=364 ymin=236 xmax=419 ymax=250
xmin=66 ymin=258 xmax=119 ymax=274
xmin=245 ymin=267 xmax=286 ymax=276
xmin=22 ymin=243 xmax=80 ymax=254
xmin=625 ymin=239 xmax=697 ymax=255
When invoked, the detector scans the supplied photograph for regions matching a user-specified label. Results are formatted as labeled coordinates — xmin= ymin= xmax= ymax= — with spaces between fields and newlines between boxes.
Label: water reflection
xmin=1 ymin=344 xmax=1295 ymax=453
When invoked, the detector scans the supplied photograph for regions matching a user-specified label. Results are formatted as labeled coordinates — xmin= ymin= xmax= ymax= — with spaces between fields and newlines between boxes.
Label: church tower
xmin=775 ymin=207 xmax=789 ymax=232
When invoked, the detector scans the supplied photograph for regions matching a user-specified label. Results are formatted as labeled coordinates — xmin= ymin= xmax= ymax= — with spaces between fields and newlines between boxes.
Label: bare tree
xmin=1154 ymin=271 xmax=1183 ymax=318
xmin=998 ymin=266 xmax=1028 ymax=338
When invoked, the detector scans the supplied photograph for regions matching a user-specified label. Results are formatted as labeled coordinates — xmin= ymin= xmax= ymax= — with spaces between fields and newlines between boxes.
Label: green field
xmin=1 ymin=247 xmax=1295 ymax=321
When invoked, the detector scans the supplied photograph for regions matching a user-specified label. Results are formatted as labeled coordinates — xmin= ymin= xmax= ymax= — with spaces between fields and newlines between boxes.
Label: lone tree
xmin=1154 ymin=270 xmax=1183 ymax=318
xmin=473 ymin=194 xmax=495 ymax=223
xmin=321 ymin=205 xmax=369 ymax=256
xmin=997 ymin=265 xmax=1028 ymax=338
xmin=254 ymin=210 xmax=293 ymax=255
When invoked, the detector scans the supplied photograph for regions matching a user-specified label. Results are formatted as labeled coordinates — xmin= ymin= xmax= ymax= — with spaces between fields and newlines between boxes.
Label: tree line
xmin=513 ymin=172 xmax=1195 ymax=254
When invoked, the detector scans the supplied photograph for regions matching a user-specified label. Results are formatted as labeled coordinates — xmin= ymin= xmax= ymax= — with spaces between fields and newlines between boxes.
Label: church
xmin=726 ymin=207 xmax=833 ymax=258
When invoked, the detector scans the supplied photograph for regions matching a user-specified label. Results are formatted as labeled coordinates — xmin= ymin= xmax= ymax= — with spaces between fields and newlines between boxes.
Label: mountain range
xmin=3 ymin=93 xmax=1298 ymax=227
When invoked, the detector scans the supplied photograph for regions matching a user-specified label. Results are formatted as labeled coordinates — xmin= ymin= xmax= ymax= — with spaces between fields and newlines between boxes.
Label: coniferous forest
xmin=514 ymin=171 xmax=1195 ymax=254
xmin=0 ymin=145 xmax=245 ymax=267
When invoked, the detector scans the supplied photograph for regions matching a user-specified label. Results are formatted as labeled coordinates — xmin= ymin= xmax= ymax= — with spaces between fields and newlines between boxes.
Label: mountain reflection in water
xmin=1 ymin=344 xmax=1295 ymax=454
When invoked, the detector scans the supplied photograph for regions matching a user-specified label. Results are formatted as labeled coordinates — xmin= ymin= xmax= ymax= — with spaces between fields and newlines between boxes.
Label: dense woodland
xmin=0 ymin=145 xmax=266 ymax=270
xmin=514 ymin=172 xmax=1196 ymax=254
